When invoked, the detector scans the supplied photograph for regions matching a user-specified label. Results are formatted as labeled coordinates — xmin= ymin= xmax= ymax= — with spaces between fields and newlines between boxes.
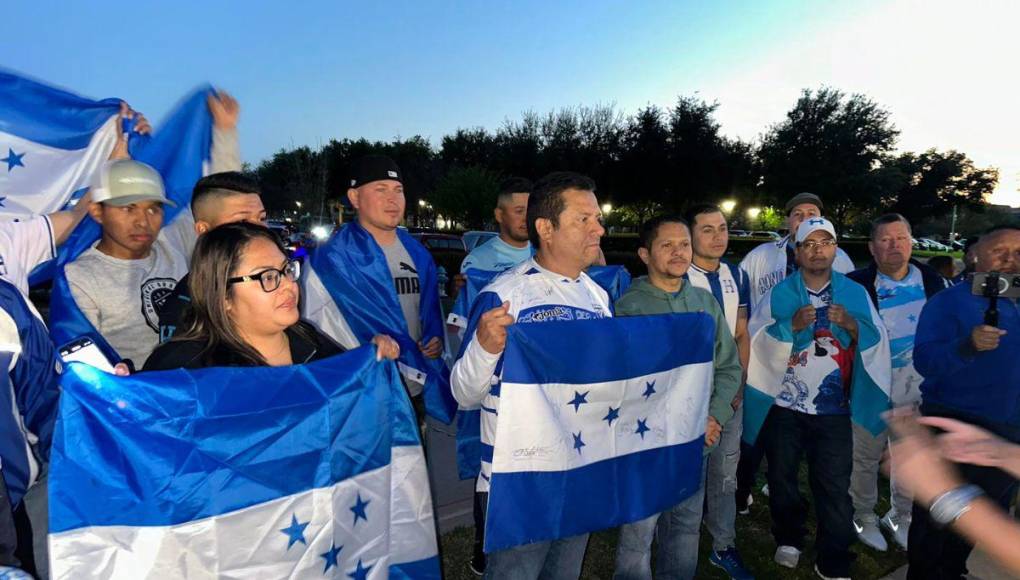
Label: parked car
xmin=729 ymin=229 xmax=752 ymax=237
xmin=750 ymin=230 xmax=782 ymax=240
xmin=411 ymin=233 xmax=467 ymax=295
xmin=919 ymin=238 xmax=951 ymax=252
xmin=462 ymin=230 xmax=498 ymax=252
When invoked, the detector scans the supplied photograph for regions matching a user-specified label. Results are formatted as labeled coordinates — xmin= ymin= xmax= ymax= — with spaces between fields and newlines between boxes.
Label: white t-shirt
xmin=0 ymin=216 xmax=56 ymax=297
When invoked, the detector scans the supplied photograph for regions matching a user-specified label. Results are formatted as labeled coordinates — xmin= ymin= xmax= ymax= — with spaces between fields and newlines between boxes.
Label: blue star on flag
xmin=280 ymin=513 xmax=309 ymax=550
xmin=2 ymin=149 xmax=25 ymax=172
xmin=350 ymin=492 xmax=370 ymax=525
xmin=907 ymin=314 xmax=917 ymax=322
xmin=321 ymin=542 xmax=343 ymax=573
xmin=567 ymin=390 xmax=590 ymax=412
xmin=348 ymin=559 xmax=372 ymax=580
xmin=635 ymin=418 xmax=650 ymax=439
xmin=642 ymin=380 xmax=656 ymax=400
xmin=603 ymin=406 xmax=620 ymax=426
xmin=572 ymin=431 xmax=585 ymax=454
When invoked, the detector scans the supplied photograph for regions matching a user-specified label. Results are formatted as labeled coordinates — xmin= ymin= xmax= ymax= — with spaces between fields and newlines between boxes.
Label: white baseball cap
xmin=90 ymin=159 xmax=176 ymax=207
xmin=795 ymin=216 xmax=837 ymax=244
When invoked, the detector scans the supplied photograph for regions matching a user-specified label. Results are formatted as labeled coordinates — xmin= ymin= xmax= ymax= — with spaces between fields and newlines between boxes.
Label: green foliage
xmin=883 ymin=149 xmax=999 ymax=224
xmin=756 ymin=206 xmax=784 ymax=230
xmin=431 ymin=166 xmax=500 ymax=228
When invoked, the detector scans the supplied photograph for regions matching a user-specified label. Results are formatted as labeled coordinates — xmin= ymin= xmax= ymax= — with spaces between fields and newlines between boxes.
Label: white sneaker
xmin=880 ymin=510 xmax=910 ymax=550
xmin=814 ymin=563 xmax=850 ymax=579
xmin=853 ymin=516 xmax=888 ymax=551
xmin=774 ymin=545 xmax=801 ymax=569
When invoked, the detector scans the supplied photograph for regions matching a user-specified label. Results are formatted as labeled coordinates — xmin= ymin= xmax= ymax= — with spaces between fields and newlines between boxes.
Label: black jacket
xmin=847 ymin=258 xmax=949 ymax=308
xmin=142 ymin=320 xmax=345 ymax=371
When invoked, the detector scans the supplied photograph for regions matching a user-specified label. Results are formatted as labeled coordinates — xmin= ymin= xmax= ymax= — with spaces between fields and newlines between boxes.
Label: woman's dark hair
xmin=176 ymin=221 xmax=305 ymax=366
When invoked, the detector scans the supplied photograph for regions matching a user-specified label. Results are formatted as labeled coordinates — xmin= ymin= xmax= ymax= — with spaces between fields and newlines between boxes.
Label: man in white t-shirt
xmin=64 ymin=160 xmax=188 ymax=368
xmin=847 ymin=214 xmax=947 ymax=551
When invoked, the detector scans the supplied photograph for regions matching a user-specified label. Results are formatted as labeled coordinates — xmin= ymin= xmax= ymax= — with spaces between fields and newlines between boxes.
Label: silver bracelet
xmin=929 ymin=484 xmax=984 ymax=526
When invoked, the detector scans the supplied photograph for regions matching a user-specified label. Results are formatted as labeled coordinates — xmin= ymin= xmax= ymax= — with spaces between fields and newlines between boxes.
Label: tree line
xmin=253 ymin=87 xmax=1000 ymax=235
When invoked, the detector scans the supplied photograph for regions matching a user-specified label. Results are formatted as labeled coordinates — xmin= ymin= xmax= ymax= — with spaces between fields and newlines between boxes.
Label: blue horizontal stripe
xmin=480 ymin=443 xmax=494 ymax=463
xmin=501 ymin=313 xmax=714 ymax=385
xmin=390 ymin=555 xmax=441 ymax=580
xmin=0 ymin=69 xmax=121 ymax=149
xmin=50 ymin=346 xmax=411 ymax=532
xmin=484 ymin=437 xmax=704 ymax=552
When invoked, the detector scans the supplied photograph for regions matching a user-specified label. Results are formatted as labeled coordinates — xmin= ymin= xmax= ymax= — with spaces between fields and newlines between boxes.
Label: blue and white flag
xmin=451 ymin=264 xmax=632 ymax=480
xmin=743 ymin=271 xmax=891 ymax=444
xmin=0 ymin=70 xmax=122 ymax=220
xmin=484 ymin=314 xmax=712 ymax=552
xmin=306 ymin=221 xmax=458 ymax=424
xmin=48 ymin=347 xmax=440 ymax=579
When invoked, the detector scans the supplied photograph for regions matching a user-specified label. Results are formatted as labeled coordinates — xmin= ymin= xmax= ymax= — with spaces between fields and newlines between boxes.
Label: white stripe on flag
xmin=493 ymin=362 xmax=711 ymax=473
xmin=0 ymin=116 xmax=118 ymax=216
xmin=49 ymin=446 xmax=436 ymax=580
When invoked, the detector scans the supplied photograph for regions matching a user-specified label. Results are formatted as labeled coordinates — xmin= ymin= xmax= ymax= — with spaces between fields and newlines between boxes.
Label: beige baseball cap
xmin=90 ymin=160 xmax=176 ymax=207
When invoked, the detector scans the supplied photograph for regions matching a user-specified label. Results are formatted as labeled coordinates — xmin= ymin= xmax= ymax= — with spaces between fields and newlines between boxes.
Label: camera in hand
xmin=970 ymin=272 xmax=1020 ymax=327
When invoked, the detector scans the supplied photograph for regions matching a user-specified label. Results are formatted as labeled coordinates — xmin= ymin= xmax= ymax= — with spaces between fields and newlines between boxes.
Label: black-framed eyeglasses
xmin=227 ymin=260 xmax=301 ymax=293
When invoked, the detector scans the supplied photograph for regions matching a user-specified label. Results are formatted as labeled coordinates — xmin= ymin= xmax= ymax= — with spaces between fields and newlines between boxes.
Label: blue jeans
xmin=613 ymin=456 xmax=708 ymax=580
xmin=705 ymin=403 xmax=742 ymax=551
xmin=484 ymin=533 xmax=589 ymax=580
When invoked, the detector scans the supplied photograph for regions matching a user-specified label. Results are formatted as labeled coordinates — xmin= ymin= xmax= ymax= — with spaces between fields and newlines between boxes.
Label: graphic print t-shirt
xmin=875 ymin=266 xmax=926 ymax=405
xmin=381 ymin=239 xmax=422 ymax=342
xmin=776 ymin=284 xmax=854 ymax=415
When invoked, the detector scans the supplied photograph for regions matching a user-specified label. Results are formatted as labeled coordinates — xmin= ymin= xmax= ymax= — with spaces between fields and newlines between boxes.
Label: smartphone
xmin=59 ymin=337 xmax=116 ymax=374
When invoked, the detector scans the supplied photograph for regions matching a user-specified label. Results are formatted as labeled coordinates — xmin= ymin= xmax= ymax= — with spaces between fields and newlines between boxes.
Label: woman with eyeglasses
xmin=144 ymin=222 xmax=399 ymax=370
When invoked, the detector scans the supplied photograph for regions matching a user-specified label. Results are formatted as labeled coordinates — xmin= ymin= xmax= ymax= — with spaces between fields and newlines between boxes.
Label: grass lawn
xmin=439 ymin=469 xmax=907 ymax=579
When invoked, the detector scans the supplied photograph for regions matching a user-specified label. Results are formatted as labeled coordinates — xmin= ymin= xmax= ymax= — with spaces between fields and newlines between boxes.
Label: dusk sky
xmin=5 ymin=0 xmax=1017 ymax=205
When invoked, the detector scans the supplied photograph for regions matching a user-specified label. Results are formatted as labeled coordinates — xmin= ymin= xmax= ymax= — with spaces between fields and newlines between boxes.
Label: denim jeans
xmin=484 ymin=533 xmax=589 ymax=580
xmin=705 ymin=404 xmax=742 ymax=551
xmin=613 ymin=456 xmax=708 ymax=580
xmin=762 ymin=406 xmax=855 ymax=578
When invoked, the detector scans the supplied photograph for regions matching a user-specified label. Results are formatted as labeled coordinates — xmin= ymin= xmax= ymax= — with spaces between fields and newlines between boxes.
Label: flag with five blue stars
xmin=48 ymin=346 xmax=440 ymax=579
xmin=483 ymin=313 xmax=713 ymax=552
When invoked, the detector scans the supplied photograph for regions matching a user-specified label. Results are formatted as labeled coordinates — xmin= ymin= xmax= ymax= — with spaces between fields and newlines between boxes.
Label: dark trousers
xmin=906 ymin=405 xmax=1020 ymax=580
xmin=762 ymin=406 xmax=855 ymax=577
xmin=736 ymin=438 xmax=766 ymax=499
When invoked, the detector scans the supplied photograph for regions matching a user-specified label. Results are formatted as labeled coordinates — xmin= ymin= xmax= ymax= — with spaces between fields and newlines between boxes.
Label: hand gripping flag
xmin=743 ymin=271 xmax=892 ymax=445
xmin=483 ymin=313 xmax=713 ymax=552
xmin=306 ymin=221 xmax=457 ymax=424
xmin=451 ymin=265 xmax=632 ymax=480
xmin=48 ymin=346 xmax=440 ymax=579
xmin=42 ymin=84 xmax=213 ymax=363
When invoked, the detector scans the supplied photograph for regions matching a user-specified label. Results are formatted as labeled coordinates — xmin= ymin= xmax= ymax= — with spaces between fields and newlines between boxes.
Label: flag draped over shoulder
xmin=451 ymin=264 xmax=632 ymax=480
xmin=484 ymin=314 xmax=713 ymax=552
xmin=43 ymin=84 xmax=213 ymax=361
xmin=308 ymin=221 xmax=457 ymax=424
xmin=743 ymin=271 xmax=891 ymax=445
xmin=48 ymin=347 xmax=440 ymax=579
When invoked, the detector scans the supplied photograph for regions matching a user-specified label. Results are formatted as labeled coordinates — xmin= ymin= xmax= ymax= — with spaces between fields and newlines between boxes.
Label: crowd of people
xmin=0 ymin=94 xmax=1018 ymax=580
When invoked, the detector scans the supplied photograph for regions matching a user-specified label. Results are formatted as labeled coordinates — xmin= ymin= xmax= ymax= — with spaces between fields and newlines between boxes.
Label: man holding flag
xmin=303 ymin=154 xmax=456 ymax=424
xmin=612 ymin=215 xmax=742 ymax=580
xmin=744 ymin=217 xmax=890 ymax=579
xmin=451 ymin=171 xmax=611 ymax=578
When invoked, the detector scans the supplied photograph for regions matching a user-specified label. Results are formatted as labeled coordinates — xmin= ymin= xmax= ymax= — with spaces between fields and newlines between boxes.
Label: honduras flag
xmin=483 ymin=314 xmax=712 ymax=552
xmin=48 ymin=346 xmax=440 ymax=579
xmin=451 ymin=265 xmax=632 ymax=480
xmin=743 ymin=271 xmax=891 ymax=444
xmin=306 ymin=221 xmax=458 ymax=424
xmin=39 ymin=80 xmax=214 ymax=361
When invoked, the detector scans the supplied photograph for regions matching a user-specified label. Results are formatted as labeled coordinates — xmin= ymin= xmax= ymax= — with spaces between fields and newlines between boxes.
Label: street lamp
xmin=746 ymin=207 xmax=761 ymax=220
xmin=721 ymin=200 xmax=737 ymax=214
xmin=295 ymin=201 xmax=303 ymax=209
xmin=601 ymin=203 xmax=613 ymax=215
xmin=418 ymin=199 xmax=427 ymax=208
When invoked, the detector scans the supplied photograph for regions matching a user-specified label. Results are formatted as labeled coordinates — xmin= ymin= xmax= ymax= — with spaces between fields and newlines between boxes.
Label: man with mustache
xmin=846 ymin=214 xmax=947 ymax=552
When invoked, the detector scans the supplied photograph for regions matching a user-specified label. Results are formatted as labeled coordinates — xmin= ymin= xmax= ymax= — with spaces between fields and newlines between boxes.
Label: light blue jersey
xmin=875 ymin=265 xmax=926 ymax=405
xmin=460 ymin=236 xmax=533 ymax=274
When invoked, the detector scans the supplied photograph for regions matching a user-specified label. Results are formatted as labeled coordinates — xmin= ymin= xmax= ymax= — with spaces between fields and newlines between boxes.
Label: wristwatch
xmin=929 ymin=484 xmax=984 ymax=526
